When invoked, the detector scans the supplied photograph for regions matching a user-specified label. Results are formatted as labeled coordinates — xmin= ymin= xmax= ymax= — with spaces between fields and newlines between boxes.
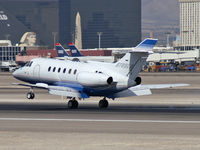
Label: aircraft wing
xmin=12 ymin=83 xmax=89 ymax=99
xmin=110 ymin=83 xmax=189 ymax=98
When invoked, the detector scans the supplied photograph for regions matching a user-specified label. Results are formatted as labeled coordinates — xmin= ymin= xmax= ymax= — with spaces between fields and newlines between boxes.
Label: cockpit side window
xmin=29 ymin=61 xmax=33 ymax=67
xmin=25 ymin=62 xmax=30 ymax=67
xmin=25 ymin=61 xmax=33 ymax=67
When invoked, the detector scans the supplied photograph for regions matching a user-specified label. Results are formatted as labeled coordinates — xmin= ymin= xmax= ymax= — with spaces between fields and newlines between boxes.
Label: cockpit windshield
xmin=25 ymin=61 xmax=33 ymax=67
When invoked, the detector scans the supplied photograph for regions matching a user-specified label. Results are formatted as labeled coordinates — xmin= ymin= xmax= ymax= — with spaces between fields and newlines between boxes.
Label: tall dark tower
xmin=59 ymin=0 xmax=71 ymax=46
xmin=71 ymin=0 xmax=141 ymax=48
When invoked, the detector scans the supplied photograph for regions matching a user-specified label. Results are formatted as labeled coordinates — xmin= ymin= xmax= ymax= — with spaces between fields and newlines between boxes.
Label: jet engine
xmin=135 ymin=77 xmax=141 ymax=85
xmin=77 ymin=72 xmax=113 ymax=87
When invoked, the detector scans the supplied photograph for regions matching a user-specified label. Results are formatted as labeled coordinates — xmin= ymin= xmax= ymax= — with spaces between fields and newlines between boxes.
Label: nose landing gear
xmin=27 ymin=88 xmax=35 ymax=99
xmin=27 ymin=92 xmax=35 ymax=99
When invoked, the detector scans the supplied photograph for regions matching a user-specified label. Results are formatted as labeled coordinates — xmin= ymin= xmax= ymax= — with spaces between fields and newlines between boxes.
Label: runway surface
xmin=0 ymin=73 xmax=200 ymax=150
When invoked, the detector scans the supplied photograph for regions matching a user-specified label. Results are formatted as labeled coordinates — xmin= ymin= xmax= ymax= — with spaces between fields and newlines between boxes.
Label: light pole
xmin=5 ymin=34 xmax=10 ymax=40
xmin=97 ymin=32 xmax=103 ymax=49
xmin=52 ymin=32 xmax=58 ymax=50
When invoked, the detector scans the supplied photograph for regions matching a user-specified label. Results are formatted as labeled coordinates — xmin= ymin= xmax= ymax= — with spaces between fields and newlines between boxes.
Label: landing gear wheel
xmin=27 ymin=92 xmax=35 ymax=99
xmin=68 ymin=100 xmax=79 ymax=109
xmin=99 ymin=99 xmax=109 ymax=109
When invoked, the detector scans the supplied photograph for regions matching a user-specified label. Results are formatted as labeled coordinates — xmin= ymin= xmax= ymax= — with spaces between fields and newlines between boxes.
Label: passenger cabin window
xmin=68 ymin=69 xmax=72 ymax=74
xmin=58 ymin=68 xmax=61 ymax=73
xmin=63 ymin=68 xmax=66 ymax=73
xmin=74 ymin=69 xmax=77 ymax=75
xmin=48 ymin=67 xmax=51 ymax=72
xmin=53 ymin=67 xmax=56 ymax=72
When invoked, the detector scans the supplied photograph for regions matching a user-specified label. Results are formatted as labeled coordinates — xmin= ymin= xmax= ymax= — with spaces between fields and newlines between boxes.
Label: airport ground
xmin=0 ymin=72 xmax=200 ymax=150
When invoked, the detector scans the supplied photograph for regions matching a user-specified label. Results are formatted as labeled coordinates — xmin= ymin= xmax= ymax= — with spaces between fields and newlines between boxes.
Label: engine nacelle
xmin=135 ymin=77 xmax=142 ymax=85
xmin=77 ymin=72 xmax=113 ymax=87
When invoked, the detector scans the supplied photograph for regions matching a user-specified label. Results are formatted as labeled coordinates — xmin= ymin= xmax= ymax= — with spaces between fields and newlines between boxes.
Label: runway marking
xmin=0 ymin=118 xmax=200 ymax=124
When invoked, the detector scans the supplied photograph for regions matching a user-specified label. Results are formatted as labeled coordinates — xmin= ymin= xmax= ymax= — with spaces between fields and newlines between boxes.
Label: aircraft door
xmin=33 ymin=64 xmax=40 ymax=80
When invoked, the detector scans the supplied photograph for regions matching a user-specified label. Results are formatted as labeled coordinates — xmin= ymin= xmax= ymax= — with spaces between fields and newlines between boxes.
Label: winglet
xmin=132 ymin=38 xmax=158 ymax=53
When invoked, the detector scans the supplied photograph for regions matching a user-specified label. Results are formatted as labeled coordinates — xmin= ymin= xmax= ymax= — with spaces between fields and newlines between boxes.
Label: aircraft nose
xmin=12 ymin=69 xmax=19 ymax=78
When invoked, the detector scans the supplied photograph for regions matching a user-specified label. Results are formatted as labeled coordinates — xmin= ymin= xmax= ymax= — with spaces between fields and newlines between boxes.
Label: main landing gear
xmin=27 ymin=88 xmax=35 ymax=99
xmin=98 ymin=98 xmax=109 ymax=109
xmin=68 ymin=98 xmax=79 ymax=109
xmin=67 ymin=97 xmax=109 ymax=109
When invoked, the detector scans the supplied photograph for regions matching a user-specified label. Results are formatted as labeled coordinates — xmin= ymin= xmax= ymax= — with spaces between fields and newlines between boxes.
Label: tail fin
xmin=132 ymin=38 xmax=158 ymax=53
xmin=56 ymin=43 xmax=69 ymax=57
xmin=114 ymin=38 xmax=157 ymax=80
xmin=68 ymin=42 xmax=83 ymax=57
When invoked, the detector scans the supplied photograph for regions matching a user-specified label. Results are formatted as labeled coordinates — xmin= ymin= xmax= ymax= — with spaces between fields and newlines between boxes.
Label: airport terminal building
xmin=0 ymin=0 xmax=141 ymax=48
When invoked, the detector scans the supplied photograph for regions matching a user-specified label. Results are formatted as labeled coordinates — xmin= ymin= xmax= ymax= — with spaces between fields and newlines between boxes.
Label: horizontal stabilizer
xmin=140 ymin=83 xmax=189 ymax=89
xmin=110 ymin=86 xmax=152 ymax=98
xmin=110 ymin=83 xmax=189 ymax=99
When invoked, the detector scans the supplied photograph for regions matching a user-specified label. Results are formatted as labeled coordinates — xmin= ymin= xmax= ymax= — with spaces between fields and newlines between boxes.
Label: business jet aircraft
xmin=13 ymin=38 xmax=187 ymax=109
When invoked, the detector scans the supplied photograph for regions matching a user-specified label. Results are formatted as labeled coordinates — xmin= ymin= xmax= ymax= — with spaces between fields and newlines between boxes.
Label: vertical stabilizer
xmin=68 ymin=42 xmax=83 ymax=57
xmin=56 ymin=43 xmax=69 ymax=57
xmin=114 ymin=38 xmax=157 ymax=80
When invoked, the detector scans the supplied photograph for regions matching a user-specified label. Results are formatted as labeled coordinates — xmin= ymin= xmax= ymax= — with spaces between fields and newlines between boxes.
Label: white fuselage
xmin=13 ymin=58 xmax=136 ymax=97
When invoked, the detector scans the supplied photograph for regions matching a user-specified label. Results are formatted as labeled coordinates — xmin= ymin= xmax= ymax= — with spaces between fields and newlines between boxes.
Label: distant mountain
xmin=142 ymin=0 xmax=179 ymax=28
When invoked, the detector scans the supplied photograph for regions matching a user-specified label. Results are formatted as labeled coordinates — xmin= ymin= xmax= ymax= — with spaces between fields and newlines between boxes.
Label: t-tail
xmin=56 ymin=43 xmax=69 ymax=57
xmin=114 ymin=38 xmax=158 ymax=82
xmin=68 ymin=43 xmax=83 ymax=57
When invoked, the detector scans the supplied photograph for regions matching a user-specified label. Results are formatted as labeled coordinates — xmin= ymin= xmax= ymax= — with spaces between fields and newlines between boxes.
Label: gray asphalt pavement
xmin=0 ymin=73 xmax=200 ymax=150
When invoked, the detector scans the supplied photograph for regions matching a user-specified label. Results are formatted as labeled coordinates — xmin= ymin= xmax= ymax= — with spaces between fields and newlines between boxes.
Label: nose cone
xmin=12 ymin=69 xmax=20 ymax=79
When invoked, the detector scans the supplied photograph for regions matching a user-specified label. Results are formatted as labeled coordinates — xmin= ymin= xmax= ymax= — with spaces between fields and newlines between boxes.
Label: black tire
xmin=99 ymin=100 xmax=109 ymax=109
xmin=68 ymin=100 xmax=78 ymax=109
xmin=27 ymin=92 xmax=32 ymax=99
xmin=31 ymin=93 xmax=35 ymax=99
xmin=27 ymin=92 xmax=35 ymax=99
xmin=72 ymin=100 xmax=78 ymax=109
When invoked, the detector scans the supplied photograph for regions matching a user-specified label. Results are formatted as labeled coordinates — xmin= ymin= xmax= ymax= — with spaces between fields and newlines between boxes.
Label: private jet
xmin=13 ymin=38 xmax=188 ymax=109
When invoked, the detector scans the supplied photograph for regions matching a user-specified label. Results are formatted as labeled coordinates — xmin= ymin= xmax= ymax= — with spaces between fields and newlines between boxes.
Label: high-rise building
xmin=59 ymin=0 xmax=71 ymax=46
xmin=0 ymin=0 xmax=141 ymax=48
xmin=71 ymin=0 xmax=141 ymax=48
xmin=179 ymin=0 xmax=200 ymax=49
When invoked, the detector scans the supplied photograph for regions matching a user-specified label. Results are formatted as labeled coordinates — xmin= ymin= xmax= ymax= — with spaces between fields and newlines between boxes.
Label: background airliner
xmin=13 ymin=39 xmax=188 ymax=109
xmin=56 ymin=43 xmax=114 ymax=63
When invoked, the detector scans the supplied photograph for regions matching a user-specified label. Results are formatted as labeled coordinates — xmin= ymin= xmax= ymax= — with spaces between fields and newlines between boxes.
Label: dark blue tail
xmin=56 ymin=43 xmax=69 ymax=57
xmin=68 ymin=43 xmax=83 ymax=57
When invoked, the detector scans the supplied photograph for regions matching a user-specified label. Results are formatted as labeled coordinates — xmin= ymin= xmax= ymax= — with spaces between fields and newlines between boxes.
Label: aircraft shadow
xmin=0 ymin=102 xmax=200 ymax=113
